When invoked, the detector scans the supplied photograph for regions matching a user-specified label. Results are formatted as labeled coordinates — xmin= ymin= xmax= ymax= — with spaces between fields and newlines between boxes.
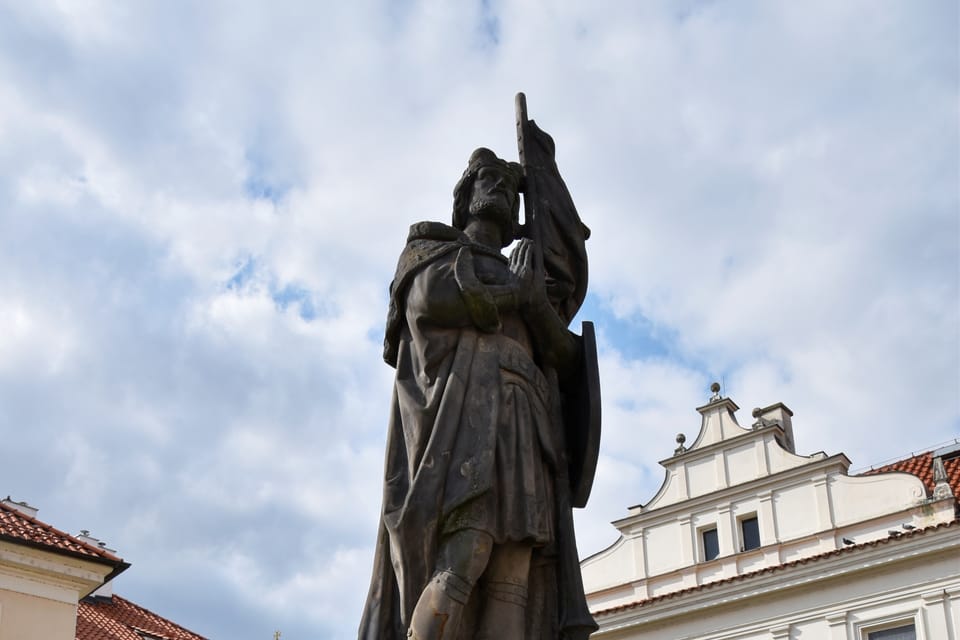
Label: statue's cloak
xmin=359 ymin=222 xmax=596 ymax=640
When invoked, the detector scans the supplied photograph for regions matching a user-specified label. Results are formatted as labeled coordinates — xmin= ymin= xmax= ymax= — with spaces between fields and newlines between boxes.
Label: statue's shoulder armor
xmin=394 ymin=221 xmax=465 ymax=287
xmin=383 ymin=221 xmax=466 ymax=367
xmin=406 ymin=221 xmax=463 ymax=243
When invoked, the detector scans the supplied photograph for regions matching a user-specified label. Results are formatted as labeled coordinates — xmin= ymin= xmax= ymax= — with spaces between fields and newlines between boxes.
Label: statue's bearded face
xmin=468 ymin=165 xmax=518 ymax=229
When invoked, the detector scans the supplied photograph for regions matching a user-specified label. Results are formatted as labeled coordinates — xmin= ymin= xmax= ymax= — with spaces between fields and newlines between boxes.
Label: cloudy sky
xmin=0 ymin=1 xmax=956 ymax=638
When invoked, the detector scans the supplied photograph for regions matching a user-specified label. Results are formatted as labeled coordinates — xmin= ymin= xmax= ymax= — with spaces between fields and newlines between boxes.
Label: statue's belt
xmin=494 ymin=336 xmax=551 ymax=402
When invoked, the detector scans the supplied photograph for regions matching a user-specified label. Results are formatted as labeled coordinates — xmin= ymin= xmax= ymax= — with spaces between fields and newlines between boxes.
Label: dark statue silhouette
xmin=360 ymin=94 xmax=600 ymax=640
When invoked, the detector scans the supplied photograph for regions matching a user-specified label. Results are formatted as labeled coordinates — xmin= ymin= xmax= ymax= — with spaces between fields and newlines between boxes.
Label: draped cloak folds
xmin=359 ymin=221 xmax=597 ymax=640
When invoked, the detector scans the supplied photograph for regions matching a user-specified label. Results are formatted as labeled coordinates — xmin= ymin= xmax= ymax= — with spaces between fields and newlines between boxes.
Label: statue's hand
xmin=508 ymin=238 xmax=546 ymax=309
xmin=507 ymin=238 xmax=578 ymax=371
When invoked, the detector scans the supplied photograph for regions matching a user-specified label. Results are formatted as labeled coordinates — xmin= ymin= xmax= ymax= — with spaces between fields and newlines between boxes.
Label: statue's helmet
xmin=452 ymin=148 xmax=523 ymax=241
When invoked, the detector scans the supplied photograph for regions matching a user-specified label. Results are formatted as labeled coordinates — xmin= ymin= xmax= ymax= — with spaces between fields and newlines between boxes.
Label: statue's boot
xmin=408 ymin=570 xmax=472 ymax=640
xmin=476 ymin=581 xmax=528 ymax=639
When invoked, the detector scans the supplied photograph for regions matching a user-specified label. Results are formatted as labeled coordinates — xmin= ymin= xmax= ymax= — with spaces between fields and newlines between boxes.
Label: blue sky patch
xmin=243 ymin=135 xmax=295 ymax=204
xmin=226 ymin=255 xmax=258 ymax=291
xmin=243 ymin=173 xmax=289 ymax=204
xmin=574 ymin=293 xmax=735 ymax=391
xmin=225 ymin=255 xmax=325 ymax=322
xmin=271 ymin=283 xmax=319 ymax=321
xmin=574 ymin=293 xmax=673 ymax=361
xmin=476 ymin=0 xmax=501 ymax=47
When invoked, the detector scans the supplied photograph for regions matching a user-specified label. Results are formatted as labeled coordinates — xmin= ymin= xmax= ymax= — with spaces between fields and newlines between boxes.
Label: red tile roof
xmin=862 ymin=449 xmax=960 ymax=496
xmin=0 ymin=501 xmax=200 ymax=639
xmin=594 ymin=520 xmax=959 ymax=616
xmin=0 ymin=501 xmax=124 ymax=565
xmin=77 ymin=594 xmax=208 ymax=640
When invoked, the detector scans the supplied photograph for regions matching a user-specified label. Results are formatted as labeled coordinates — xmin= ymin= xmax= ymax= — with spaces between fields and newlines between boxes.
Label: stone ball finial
xmin=674 ymin=432 xmax=687 ymax=455
xmin=752 ymin=407 xmax=762 ymax=418
xmin=708 ymin=381 xmax=722 ymax=401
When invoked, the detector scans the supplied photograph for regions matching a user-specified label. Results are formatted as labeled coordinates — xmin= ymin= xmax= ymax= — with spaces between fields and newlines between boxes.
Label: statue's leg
xmin=476 ymin=542 xmax=532 ymax=640
xmin=408 ymin=528 xmax=493 ymax=640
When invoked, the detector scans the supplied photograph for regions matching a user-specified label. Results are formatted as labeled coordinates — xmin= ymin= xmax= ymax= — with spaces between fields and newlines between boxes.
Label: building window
xmin=701 ymin=526 xmax=719 ymax=561
xmin=865 ymin=623 xmax=916 ymax=640
xmin=739 ymin=515 xmax=761 ymax=551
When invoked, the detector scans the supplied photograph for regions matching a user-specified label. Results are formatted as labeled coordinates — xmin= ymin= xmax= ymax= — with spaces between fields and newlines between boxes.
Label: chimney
xmin=752 ymin=403 xmax=796 ymax=453
xmin=76 ymin=531 xmax=119 ymax=599
xmin=2 ymin=496 xmax=39 ymax=518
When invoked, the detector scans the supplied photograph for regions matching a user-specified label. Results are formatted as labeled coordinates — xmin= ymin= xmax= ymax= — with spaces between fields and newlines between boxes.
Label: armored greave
xmin=476 ymin=580 xmax=528 ymax=639
xmin=408 ymin=570 xmax=472 ymax=640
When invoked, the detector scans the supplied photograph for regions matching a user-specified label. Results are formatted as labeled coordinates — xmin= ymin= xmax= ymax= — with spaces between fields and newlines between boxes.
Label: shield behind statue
xmin=566 ymin=321 xmax=601 ymax=508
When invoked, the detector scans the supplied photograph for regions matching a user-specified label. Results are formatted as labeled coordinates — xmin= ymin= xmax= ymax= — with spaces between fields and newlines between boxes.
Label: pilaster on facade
xmin=770 ymin=625 xmax=791 ymax=640
xmin=677 ymin=516 xmax=694 ymax=566
xmin=628 ymin=528 xmax=647 ymax=580
xmin=675 ymin=466 xmax=689 ymax=503
xmin=920 ymin=589 xmax=952 ymax=640
xmin=758 ymin=491 xmax=779 ymax=545
xmin=812 ymin=474 xmax=836 ymax=531
xmin=630 ymin=579 xmax=648 ymax=603
xmin=680 ymin=565 xmax=698 ymax=590
xmin=948 ymin=586 xmax=960 ymax=640
xmin=717 ymin=505 xmax=734 ymax=557
xmin=825 ymin=611 xmax=847 ymax=640
xmin=755 ymin=436 xmax=771 ymax=480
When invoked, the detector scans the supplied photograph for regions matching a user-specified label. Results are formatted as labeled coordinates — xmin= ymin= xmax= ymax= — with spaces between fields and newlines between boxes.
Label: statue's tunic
xmin=360 ymin=222 xmax=595 ymax=640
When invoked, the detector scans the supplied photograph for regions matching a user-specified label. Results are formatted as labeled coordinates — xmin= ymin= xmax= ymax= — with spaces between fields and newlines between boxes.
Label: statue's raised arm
xmin=516 ymin=92 xmax=590 ymax=325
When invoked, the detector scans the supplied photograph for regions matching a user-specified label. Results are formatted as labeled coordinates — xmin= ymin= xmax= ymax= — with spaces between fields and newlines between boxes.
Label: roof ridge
xmin=0 ymin=501 xmax=122 ymax=562
xmin=858 ymin=450 xmax=933 ymax=474
xmin=852 ymin=437 xmax=960 ymax=474
xmin=856 ymin=450 xmax=960 ymax=497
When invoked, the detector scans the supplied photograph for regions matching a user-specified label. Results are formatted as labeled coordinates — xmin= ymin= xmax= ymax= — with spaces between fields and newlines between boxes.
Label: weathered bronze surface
xmin=360 ymin=94 xmax=600 ymax=640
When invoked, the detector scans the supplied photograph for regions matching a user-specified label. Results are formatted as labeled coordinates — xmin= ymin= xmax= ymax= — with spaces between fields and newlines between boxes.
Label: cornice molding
xmin=618 ymin=453 xmax=851 ymax=529
xmin=594 ymin=524 xmax=960 ymax=633
xmin=0 ymin=540 xmax=113 ymax=604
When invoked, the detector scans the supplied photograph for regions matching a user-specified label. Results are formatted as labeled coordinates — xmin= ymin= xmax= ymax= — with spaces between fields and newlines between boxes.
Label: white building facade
xmin=581 ymin=391 xmax=960 ymax=640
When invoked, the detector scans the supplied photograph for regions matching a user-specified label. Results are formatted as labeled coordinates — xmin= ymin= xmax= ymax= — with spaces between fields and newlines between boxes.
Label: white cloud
xmin=0 ymin=1 xmax=955 ymax=638
xmin=0 ymin=300 xmax=77 ymax=375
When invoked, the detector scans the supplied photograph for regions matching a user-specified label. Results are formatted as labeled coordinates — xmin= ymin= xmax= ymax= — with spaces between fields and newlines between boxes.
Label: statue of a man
xmin=360 ymin=144 xmax=597 ymax=639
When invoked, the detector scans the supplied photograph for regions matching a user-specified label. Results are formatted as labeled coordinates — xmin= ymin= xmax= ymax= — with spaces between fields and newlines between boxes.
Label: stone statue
xmin=360 ymin=95 xmax=600 ymax=640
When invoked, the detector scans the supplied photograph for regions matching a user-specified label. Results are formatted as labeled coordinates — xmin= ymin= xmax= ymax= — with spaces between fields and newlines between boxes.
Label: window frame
xmin=858 ymin=615 xmax=918 ymax=640
xmin=737 ymin=513 xmax=761 ymax=552
xmin=699 ymin=524 xmax=720 ymax=562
